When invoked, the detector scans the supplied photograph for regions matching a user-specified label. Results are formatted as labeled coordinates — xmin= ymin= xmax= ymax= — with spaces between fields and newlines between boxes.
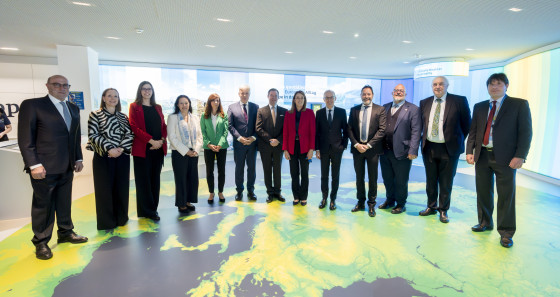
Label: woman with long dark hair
xmin=129 ymin=81 xmax=167 ymax=221
xmin=167 ymin=95 xmax=202 ymax=213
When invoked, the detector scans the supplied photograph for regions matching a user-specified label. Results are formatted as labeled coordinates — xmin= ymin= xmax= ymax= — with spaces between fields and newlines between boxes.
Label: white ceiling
xmin=1 ymin=0 xmax=560 ymax=77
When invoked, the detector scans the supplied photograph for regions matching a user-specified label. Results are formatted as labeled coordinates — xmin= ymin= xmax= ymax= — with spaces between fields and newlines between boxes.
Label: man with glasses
xmin=378 ymin=84 xmax=421 ymax=214
xmin=18 ymin=75 xmax=88 ymax=260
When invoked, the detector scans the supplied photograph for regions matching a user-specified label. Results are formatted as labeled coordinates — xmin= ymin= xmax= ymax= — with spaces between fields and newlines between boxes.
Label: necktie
xmin=243 ymin=104 xmax=248 ymax=122
xmin=328 ymin=109 xmax=332 ymax=126
xmin=60 ymin=101 xmax=71 ymax=131
xmin=391 ymin=104 xmax=398 ymax=116
xmin=271 ymin=106 xmax=276 ymax=127
xmin=430 ymin=98 xmax=442 ymax=138
xmin=361 ymin=105 xmax=369 ymax=142
xmin=483 ymin=101 xmax=497 ymax=146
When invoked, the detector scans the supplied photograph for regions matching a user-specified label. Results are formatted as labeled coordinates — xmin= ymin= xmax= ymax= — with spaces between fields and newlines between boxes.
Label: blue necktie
xmin=361 ymin=105 xmax=369 ymax=142
xmin=60 ymin=101 xmax=71 ymax=131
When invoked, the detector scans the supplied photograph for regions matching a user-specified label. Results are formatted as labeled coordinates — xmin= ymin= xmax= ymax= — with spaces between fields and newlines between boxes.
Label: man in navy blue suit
xmin=379 ymin=84 xmax=421 ymax=214
xmin=228 ymin=85 xmax=259 ymax=201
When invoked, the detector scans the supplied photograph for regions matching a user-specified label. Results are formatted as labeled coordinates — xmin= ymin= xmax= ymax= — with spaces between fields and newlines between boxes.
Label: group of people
xmin=17 ymin=72 xmax=532 ymax=260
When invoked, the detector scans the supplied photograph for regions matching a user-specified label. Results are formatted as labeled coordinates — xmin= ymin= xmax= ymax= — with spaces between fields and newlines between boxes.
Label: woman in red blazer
xmin=283 ymin=90 xmax=316 ymax=206
xmin=129 ymin=81 xmax=167 ymax=221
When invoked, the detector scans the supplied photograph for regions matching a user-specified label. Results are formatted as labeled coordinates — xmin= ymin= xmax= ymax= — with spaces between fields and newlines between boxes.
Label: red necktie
xmin=243 ymin=104 xmax=248 ymax=122
xmin=483 ymin=101 xmax=497 ymax=146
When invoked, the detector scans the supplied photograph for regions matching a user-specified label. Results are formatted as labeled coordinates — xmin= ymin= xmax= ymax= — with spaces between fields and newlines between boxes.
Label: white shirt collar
xmin=48 ymin=94 xmax=67 ymax=104
xmin=434 ymin=93 xmax=448 ymax=101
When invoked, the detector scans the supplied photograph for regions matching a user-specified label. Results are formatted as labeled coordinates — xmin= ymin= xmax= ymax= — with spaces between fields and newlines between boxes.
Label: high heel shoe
xmin=293 ymin=199 xmax=300 ymax=206
xmin=208 ymin=193 xmax=215 ymax=204
xmin=218 ymin=193 xmax=225 ymax=203
xmin=300 ymin=200 xmax=307 ymax=206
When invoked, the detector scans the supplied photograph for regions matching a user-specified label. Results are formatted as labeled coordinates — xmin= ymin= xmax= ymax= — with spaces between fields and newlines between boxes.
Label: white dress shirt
xmin=355 ymin=104 xmax=373 ymax=148
xmin=426 ymin=93 xmax=447 ymax=143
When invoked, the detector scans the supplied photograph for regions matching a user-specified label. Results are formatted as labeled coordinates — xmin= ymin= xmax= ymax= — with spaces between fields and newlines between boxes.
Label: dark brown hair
xmin=288 ymin=90 xmax=307 ymax=113
xmin=204 ymin=93 xmax=224 ymax=119
xmin=135 ymin=81 xmax=156 ymax=106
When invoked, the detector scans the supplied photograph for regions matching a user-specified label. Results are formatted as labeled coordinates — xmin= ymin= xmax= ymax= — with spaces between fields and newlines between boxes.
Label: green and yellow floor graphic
xmin=1 ymin=158 xmax=559 ymax=297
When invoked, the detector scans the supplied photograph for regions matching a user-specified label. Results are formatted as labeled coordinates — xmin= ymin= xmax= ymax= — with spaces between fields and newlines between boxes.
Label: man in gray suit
xmin=378 ymin=84 xmax=421 ymax=214
xmin=228 ymin=85 xmax=259 ymax=201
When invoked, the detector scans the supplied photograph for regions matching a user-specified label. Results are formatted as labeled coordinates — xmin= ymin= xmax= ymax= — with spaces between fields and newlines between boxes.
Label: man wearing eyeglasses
xmin=378 ymin=85 xmax=421 ymax=214
xmin=18 ymin=75 xmax=88 ymax=260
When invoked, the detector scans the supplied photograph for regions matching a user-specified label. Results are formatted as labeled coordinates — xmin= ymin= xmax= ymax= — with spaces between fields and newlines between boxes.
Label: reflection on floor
xmin=1 ymin=154 xmax=559 ymax=297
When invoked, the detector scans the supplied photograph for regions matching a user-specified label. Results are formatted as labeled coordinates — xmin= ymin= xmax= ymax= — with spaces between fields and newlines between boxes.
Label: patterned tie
xmin=243 ymin=104 xmax=248 ymax=122
xmin=271 ymin=106 xmax=276 ymax=127
xmin=483 ymin=101 xmax=497 ymax=146
xmin=430 ymin=98 xmax=442 ymax=138
xmin=361 ymin=105 xmax=369 ymax=142
xmin=328 ymin=109 xmax=332 ymax=126
xmin=60 ymin=101 xmax=71 ymax=131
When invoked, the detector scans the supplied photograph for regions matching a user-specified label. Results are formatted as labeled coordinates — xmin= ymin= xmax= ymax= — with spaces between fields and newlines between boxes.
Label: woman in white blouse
xmin=167 ymin=95 xmax=203 ymax=213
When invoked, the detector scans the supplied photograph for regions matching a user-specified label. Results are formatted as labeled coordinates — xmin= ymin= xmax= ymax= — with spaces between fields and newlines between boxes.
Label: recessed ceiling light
xmin=106 ymin=36 xmax=121 ymax=40
xmin=135 ymin=28 xmax=144 ymax=34
xmin=403 ymin=61 xmax=410 ymax=64
xmin=216 ymin=18 xmax=232 ymax=22
xmin=354 ymin=33 xmax=359 ymax=38
xmin=284 ymin=51 xmax=293 ymax=54
xmin=402 ymin=40 xmax=413 ymax=44
xmin=322 ymin=30 xmax=334 ymax=34
xmin=205 ymin=45 xmax=216 ymax=48
xmin=509 ymin=7 xmax=522 ymax=12
xmin=71 ymin=1 xmax=93 ymax=6
xmin=465 ymin=48 xmax=475 ymax=51
xmin=349 ymin=56 xmax=357 ymax=59
xmin=0 ymin=47 xmax=19 ymax=51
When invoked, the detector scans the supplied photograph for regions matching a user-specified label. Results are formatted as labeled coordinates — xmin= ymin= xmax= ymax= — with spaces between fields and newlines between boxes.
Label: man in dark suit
xmin=347 ymin=85 xmax=386 ymax=217
xmin=466 ymin=73 xmax=532 ymax=248
xmin=419 ymin=76 xmax=471 ymax=223
xmin=256 ymin=88 xmax=287 ymax=203
xmin=228 ymin=85 xmax=259 ymax=201
xmin=378 ymin=84 xmax=421 ymax=214
xmin=18 ymin=75 xmax=88 ymax=260
xmin=315 ymin=90 xmax=348 ymax=210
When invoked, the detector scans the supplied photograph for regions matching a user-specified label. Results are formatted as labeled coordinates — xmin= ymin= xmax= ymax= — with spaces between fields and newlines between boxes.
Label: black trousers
xmin=320 ymin=148 xmax=343 ymax=200
xmin=92 ymin=153 xmax=130 ymax=230
xmin=422 ymin=141 xmax=459 ymax=211
xmin=260 ymin=146 xmax=283 ymax=196
xmin=172 ymin=150 xmax=199 ymax=206
xmin=133 ymin=149 xmax=164 ymax=217
xmin=204 ymin=149 xmax=227 ymax=193
xmin=289 ymin=140 xmax=310 ymax=200
xmin=353 ymin=149 xmax=379 ymax=204
xmin=380 ymin=150 xmax=412 ymax=207
xmin=475 ymin=148 xmax=517 ymax=238
xmin=29 ymin=168 xmax=74 ymax=245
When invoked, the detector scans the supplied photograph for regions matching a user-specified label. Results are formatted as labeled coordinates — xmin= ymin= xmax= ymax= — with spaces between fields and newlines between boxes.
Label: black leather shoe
xmin=439 ymin=211 xmax=449 ymax=223
xmin=500 ymin=237 xmax=513 ymax=248
xmin=218 ymin=193 xmax=226 ymax=203
xmin=57 ymin=232 xmax=88 ymax=244
xmin=248 ymin=192 xmax=257 ymax=201
xmin=471 ymin=224 xmax=493 ymax=232
xmin=208 ymin=198 xmax=215 ymax=204
xmin=391 ymin=206 xmax=406 ymax=214
xmin=178 ymin=206 xmax=189 ymax=213
xmin=329 ymin=200 xmax=337 ymax=210
xmin=266 ymin=196 xmax=274 ymax=203
xmin=378 ymin=201 xmax=395 ymax=209
xmin=351 ymin=203 xmax=365 ymax=212
xmin=235 ymin=193 xmax=243 ymax=201
xmin=368 ymin=203 xmax=376 ymax=217
xmin=187 ymin=204 xmax=196 ymax=211
xmin=149 ymin=215 xmax=161 ymax=221
xmin=35 ymin=243 xmax=53 ymax=260
xmin=276 ymin=195 xmax=285 ymax=202
xmin=293 ymin=199 xmax=300 ymax=205
xmin=300 ymin=200 xmax=307 ymax=206
xmin=419 ymin=207 xmax=438 ymax=216
xmin=319 ymin=199 xmax=327 ymax=209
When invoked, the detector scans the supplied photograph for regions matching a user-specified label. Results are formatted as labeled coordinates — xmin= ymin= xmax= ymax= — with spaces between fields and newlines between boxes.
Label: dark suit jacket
xmin=347 ymin=103 xmax=386 ymax=155
xmin=420 ymin=93 xmax=471 ymax=157
xmin=315 ymin=107 xmax=348 ymax=153
xmin=18 ymin=95 xmax=83 ymax=174
xmin=228 ymin=101 xmax=259 ymax=146
xmin=466 ymin=95 xmax=532 ymax=165
xmin=383 ymin=101 xmax=422 ymax=159
xmin=282 ymin=109 xmax=316 ymax=154
xmin=129 ymin=102 xmax=167 ymax=158
xmin=255 ymin=105 xmax=287 ymax=151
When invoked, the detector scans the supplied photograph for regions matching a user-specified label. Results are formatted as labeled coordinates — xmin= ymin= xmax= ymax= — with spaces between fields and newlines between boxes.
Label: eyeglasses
xmin=141 ymin=87 xmax=153 ymax=91
xmin=324 ymin=96 xmax=335 ymax=100
xmin=50 ymin=83 xmax=71 ymax=89
xmin=393 ymin=89 xmax=405 ymax=93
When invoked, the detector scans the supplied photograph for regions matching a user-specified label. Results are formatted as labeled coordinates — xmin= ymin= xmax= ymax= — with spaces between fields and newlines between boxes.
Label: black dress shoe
xmin=57 ymin=232 xmax=88 ymax=244
xmin=300 ymin=200 xmax=307 ymax=206
xmin=276 ymin=194 xmax=285 ymax=202
xmin=500 ymin=237 xmax=513 ymax=248
xmin=218 ymin=193 xmax=226 ymax=203
xmin=178 ymin=207 xmax=189 ymax=213
xmin=293 ymin=200 xmax=300 ymax=205
xmin=266 ymin=196 xmax=274 ymax=203
xmin=149 ymin=215 xmax=161 ymax=221
xmin=439 ymin=211 xmax=449 ymax=223
xmin=471 ymin=224 xmax=493 ymax=232
xmin=187 ymin=204 xmax=196 ymax=211
xmin=419 ymin=207 xmax=437 ymax=216
xmin=248 ymin=192 xmax=257 ymax=201
xmin=235 ymin=193 xmax=243 ymax=201
xmin=351 ymin=203 xmax=365 ymax=212
xmin=368 ymin=204 xmax=376 ymax=217
xmin=208 ymin=198 xmax=215 ymax=204
xmin=319 ymin=199 xmax=327 ymax=209
xmin=378 ymin=201 xmax=396 ymax=209
xmin=329 ymin=200 xmax=337 ymax=210
xmin=391 ymin=206 xmax=406 ymax=214
xmin=35 ymin=243 xmax=53 ymax=260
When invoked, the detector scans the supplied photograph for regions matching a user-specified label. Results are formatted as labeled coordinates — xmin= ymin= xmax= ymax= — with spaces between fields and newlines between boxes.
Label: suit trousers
xmin=203 ymin=149 xmax=227 ymax=193
xmin=92 ymin=153 xmax=130 ymax=230
xmin=320 ymin=148 xmax=343 ymax=200
xmin=133 ymin=148 xmax=164 ymax=217
xmin=289 ymin=140 xmax=310 ymax=200
xmin=29 ymin=168 xmax=75 ymax=245
xmin=172 ymin=150 xmax=199 ymax=206
xmin=380 ymin=150 xmax=412 ymax=207
xmin=233 ymin=142 xmax=257 ymax=193
xmin=260 ymin=146 xmax=283 ymax=196
xmin=475 ymin=148 xmax=517 ymax=238
xmin=422 ymin=141 xmax=459 ymax=211
xmin=352 ymin=149 xmax=379 ymax=204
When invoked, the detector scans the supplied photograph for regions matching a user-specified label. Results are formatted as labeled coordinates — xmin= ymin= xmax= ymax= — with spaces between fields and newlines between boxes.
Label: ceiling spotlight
xmin=217 ymin=18 xmax=232 ymax=22
xmin=322 ymin=30 xmax=334 ymax=34
xmin=402 ymin=40 xmax=413 ymax=44
xmin=284 ymin=51 xmax=293 ymax=54
xmin=354 ymin=33 xmax=359 ymax=38
xmin=509 ymin=7 xmax=522 ymax=12
xmin=205 ymin=45 xmax=216 ymax=48
xmin=465 ymin=48 xmax=475 ymax=51
xmin=349 ymin=56 xmax=357 ymax=59
xmin=0 ymin=47 xmax=19 ymax=51
xmin=106 ymin=36 xmax=121 ymax=40
xmin=403 ymin=61 xmax=410 ymax=64
xmin=71 ymin=1 xmax=93 ymax=6
xmin=135 ymin=28 xmax=144 ymax=34
xmin=414 ymin=54 xmax=422 ymax=59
